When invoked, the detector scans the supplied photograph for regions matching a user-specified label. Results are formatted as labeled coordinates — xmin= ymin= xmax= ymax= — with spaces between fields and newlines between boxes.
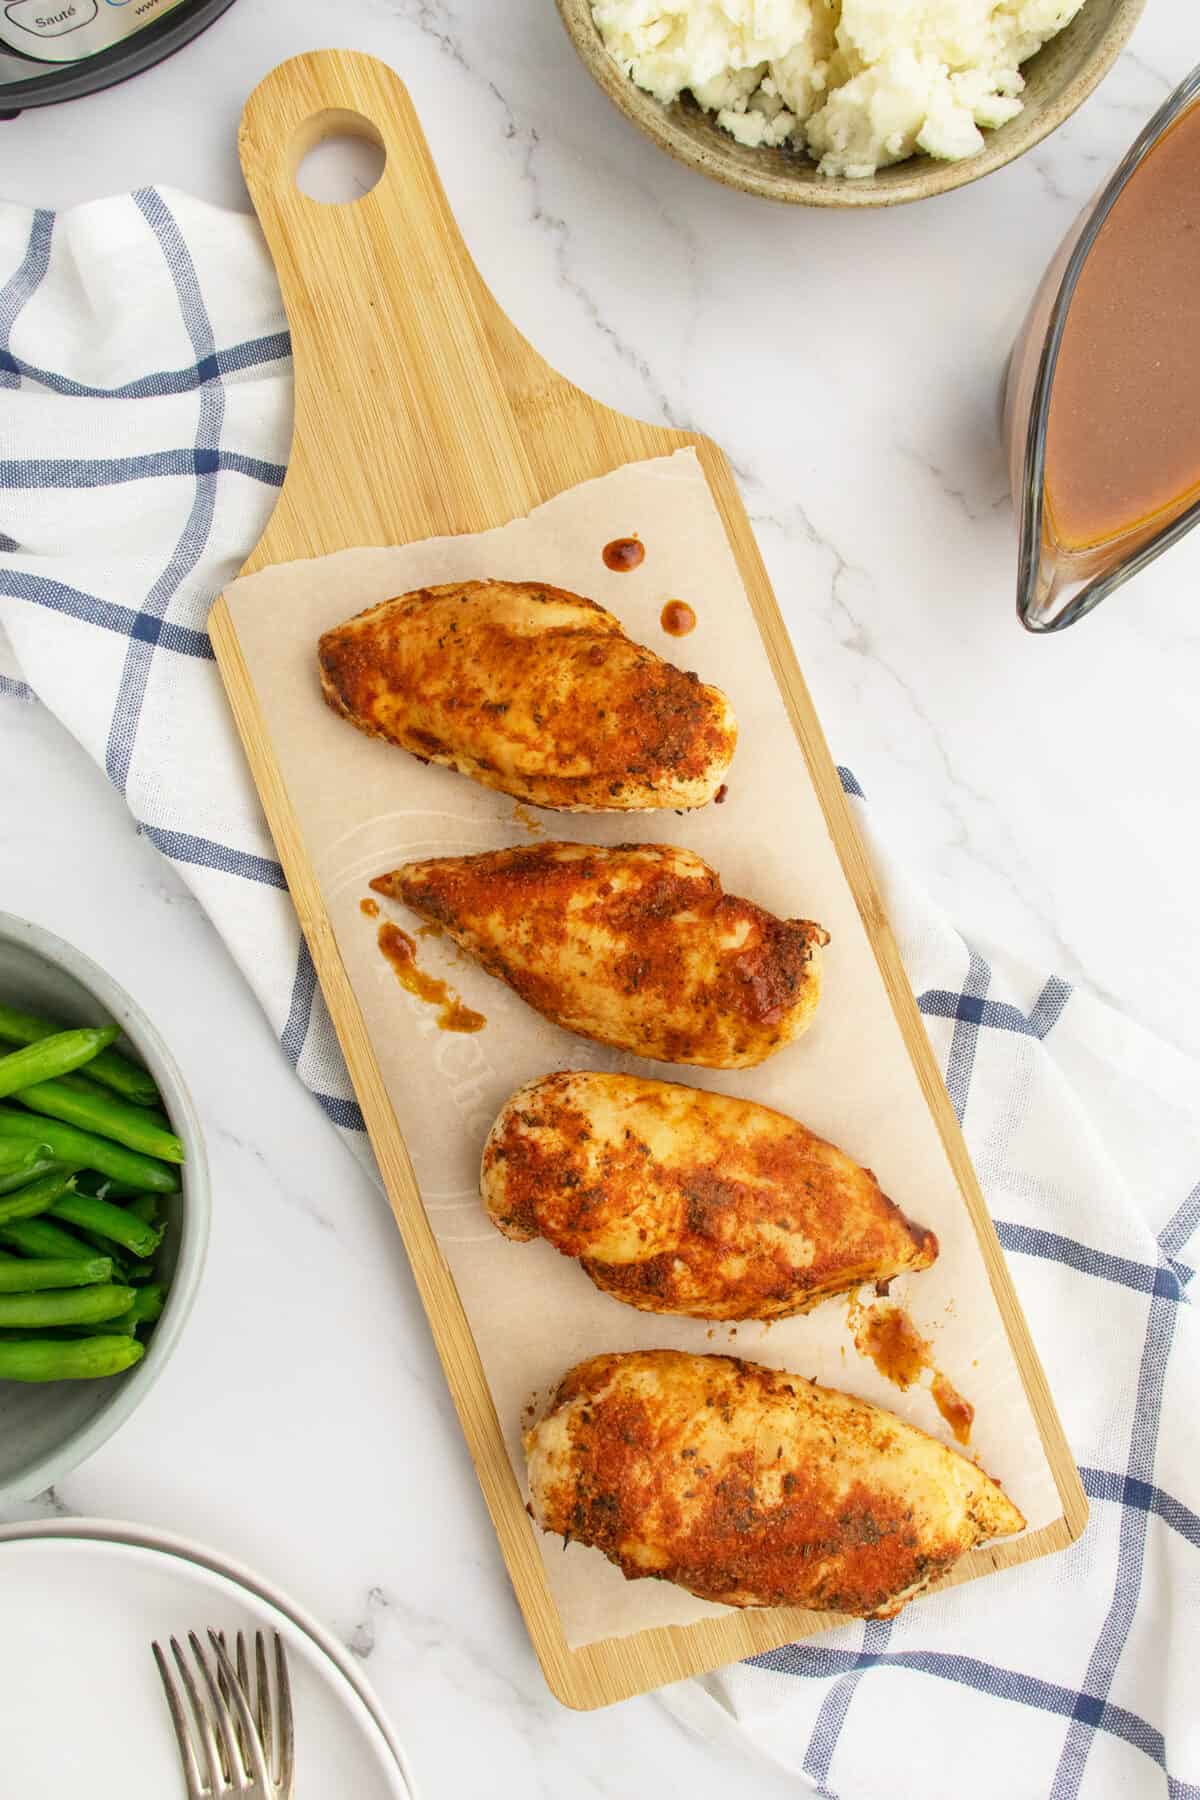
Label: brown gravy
xmin=602 ymin=536 xmax=645 ymax=572
xmin=377 ymin=921 xmax=485 ymax=1034
xmin=660 ymin=599 xmax=696 ymax=636
xmin=360 ymin=896 xmax=380 ymax=918
xmin=1045 ymin=101 xmax=1200 ymax=551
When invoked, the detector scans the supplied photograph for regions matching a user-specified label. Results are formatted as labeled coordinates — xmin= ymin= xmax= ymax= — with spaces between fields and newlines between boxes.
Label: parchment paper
xmin=224 ymin=449 xmax=1063 ymax=1648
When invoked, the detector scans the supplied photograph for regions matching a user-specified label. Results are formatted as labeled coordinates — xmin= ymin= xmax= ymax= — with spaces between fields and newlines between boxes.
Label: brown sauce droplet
xmin=377 ymin=922 xmax=485 ymax=1034
xmin=713 ymin=783 xmax=728 ymax=805
xmin=932 ymin=1374 xmax=975 ymax=1446
xmin=660 ymin=599 xmax=696 ymax=636
xmin=603 ymin=536 xmax=645 ymax=572
xmin=854 ymin=1302 xmax=929 ymax=1390
xmin=360 ymin=896 xmax=380 ymax=918
xmin=848 ymin=1297 xmax=974 ymax=1445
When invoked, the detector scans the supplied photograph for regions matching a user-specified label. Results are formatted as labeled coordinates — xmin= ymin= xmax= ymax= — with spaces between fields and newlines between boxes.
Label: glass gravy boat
xmin=1005 ymin=62 xmax=1200 ymax=633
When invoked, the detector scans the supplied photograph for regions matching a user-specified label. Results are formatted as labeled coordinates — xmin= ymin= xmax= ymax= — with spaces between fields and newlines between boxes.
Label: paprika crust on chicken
xmin=483 ymin=1072 xmax=937 ymax=1319
xmin=526 ymin=1351 xmax=1025 ymax=1616
xmin=371 ymin=840 xmax=828 ymax=1068
xmin=318 ymin=578 xmax=736 ymax=811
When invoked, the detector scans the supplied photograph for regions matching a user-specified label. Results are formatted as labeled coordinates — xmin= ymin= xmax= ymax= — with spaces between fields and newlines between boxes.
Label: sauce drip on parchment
xmin=931 ymin=1373 xmax=975 ymax=1447
xmin=602 ymin=536 xmax=645 ymax=572
xmin=376 ymin=920 xmax=485 ymax=1034
xmin=856 ymin=1303 xmax=928 ymax=1390
xmin=848 ymin=1298 xmax=975 ymax=1445
xmin=660 ymin=599 xmax=697 ymax=636
xmin=360 ymin=896 xmax=380 ymax=919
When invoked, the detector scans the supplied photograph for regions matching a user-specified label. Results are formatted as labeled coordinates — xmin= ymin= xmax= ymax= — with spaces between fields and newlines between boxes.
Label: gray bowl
xmin=0 ymin=915 xmax=210 ymax=1503
xmin=557 ymin=0 xmax=1147 ymax=207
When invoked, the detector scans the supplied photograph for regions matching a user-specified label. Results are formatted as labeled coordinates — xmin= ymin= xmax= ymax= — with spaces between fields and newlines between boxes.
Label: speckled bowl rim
xmin=0 ymin=913 xmax=210 ymax=1504
xmin=556 ymin=0 xmax=1148 ymax=207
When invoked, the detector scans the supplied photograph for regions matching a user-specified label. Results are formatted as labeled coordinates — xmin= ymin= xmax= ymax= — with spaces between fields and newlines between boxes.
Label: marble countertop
xmin=1 ymin=2 xmax=1197 ymax=1794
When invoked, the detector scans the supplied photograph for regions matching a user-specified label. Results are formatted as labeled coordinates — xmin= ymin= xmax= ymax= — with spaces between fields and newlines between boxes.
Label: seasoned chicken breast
xmin=526 ymin=1351 xmax=1025 ymax=1616
xmin=318 ymin=579 xmax=736 ymax=811
xmin=482 ymin=1072 xmax=937 ymax=1319
xmin=371 ymin=841 xmax=828 ymax=1068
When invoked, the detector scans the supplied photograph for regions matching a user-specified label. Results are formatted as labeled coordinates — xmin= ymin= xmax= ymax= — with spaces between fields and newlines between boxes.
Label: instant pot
xmin=0 ymin=0 xmax=236 ymax=114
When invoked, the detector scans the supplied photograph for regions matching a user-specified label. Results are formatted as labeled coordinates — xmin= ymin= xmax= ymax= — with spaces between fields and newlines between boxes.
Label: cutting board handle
xmin=237 ymin=49 xmax=551 ymax=562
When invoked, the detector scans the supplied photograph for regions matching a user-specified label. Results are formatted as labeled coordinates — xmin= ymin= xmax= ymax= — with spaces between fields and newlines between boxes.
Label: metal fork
xmin=152 ymin=1628 xmax=295 ymax=1798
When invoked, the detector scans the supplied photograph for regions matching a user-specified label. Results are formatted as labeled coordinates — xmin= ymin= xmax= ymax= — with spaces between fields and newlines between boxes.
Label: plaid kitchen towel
xmin=0 ymin=190 xmax=1197 ymax=1800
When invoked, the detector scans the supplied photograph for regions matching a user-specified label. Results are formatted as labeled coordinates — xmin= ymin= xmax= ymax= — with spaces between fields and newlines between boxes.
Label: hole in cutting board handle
xmin=292 ymin=108 xmax=387 ymax=205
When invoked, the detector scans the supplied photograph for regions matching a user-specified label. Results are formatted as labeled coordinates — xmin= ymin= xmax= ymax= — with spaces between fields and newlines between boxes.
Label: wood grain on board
xmin=210 ymin=50 xmax=1086 ymax=1709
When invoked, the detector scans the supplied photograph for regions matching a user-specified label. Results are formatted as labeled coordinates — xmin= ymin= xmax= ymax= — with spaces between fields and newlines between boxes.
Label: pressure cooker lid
xmin=0 ymin=0 xmax=237 ymax=113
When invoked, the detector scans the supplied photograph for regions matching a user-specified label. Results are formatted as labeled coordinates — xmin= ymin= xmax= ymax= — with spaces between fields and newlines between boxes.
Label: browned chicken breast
xmin=318 ymin=579 xmax=736 ymax=811
xmin=371 ymin=841 xmax=828 ymax=1068
xmin=482 ymin=1072 xmax=937 ymax=1319
xmin=526 ymin=1351 xmax=1025 ymax=1616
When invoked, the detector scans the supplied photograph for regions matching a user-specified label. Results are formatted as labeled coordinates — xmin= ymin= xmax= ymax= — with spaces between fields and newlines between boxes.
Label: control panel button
xmin=4 ymin=0 xmax=99 ymax=35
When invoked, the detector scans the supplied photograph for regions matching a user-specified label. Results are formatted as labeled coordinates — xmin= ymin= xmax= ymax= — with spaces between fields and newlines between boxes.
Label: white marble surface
xmin=0 ymin=2 xmax=1198 ymax=1794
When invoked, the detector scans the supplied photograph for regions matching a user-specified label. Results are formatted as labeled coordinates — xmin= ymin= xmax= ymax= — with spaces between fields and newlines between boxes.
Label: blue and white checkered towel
xmin=1 ymin=189 xmax=1197 ymax=1800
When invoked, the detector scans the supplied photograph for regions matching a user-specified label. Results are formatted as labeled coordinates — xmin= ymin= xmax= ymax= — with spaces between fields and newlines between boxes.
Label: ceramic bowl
xmin=555 ymin=0 xmax=1147 ymax=207
xmin=0 ymin=915 xmax=209 ymax=1504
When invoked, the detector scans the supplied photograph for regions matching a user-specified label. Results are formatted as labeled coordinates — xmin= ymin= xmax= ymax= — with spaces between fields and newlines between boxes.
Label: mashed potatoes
xmin=590 ymin=0 xmax=1087 ymax=176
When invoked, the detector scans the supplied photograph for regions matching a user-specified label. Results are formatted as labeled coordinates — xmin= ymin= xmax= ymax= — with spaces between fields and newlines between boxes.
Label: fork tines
xmin=152 ymin=1627 xmax=294 ymax=1797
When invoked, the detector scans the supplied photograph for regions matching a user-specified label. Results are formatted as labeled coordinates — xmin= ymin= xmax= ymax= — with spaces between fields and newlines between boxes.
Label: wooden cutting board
xmin=210 ymin=49 xmax=1085 ymax=1709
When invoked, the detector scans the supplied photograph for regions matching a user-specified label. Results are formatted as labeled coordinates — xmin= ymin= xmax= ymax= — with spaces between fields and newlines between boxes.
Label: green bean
xmin=0 ymin=1027 xmax=119 ymax=1100
xmin=0 ymin=1218 xmax=93 ymax=1260
xmin=0 ymin=1284 xmax=134 ymax=1328
xmin=59 ymin=1073 xmax=173 ymax=1132
xmin=0 ymin=1140 xmax=53 ymax=1181
xmin=125 ymin=1194 xmax=160 ymax=1227
xmin=0 ymin=1256 xmax=112 ymax=1293
xmin=56 ymin=1070 xmax=107 ymax=1098
xmin=0 ymin=1108 xmax=179 ymax=1193
xmin=71 ymin=1230 xmax=133 ymax=1280
xmin=0 ymin=1317 xmax=137 ymax=1339
xmin=0 ymin=1335 xmax=144 ymax=1381
xmin=0 ymin=1004 xmax=160 ymax=1106
xmin=128 ymin=1282 xmax=164 ymax=1323
xmin=96 ymin=1281 xmax=166 ymax=1336
xmin=0 ymin=1155 xmax=63 ymax=1196
xmin=50 ymin=1192 xmax=162 ymax=1259
xmin=69 ymin=1234 xmax=151 ymax=1286
xmin=0 ymin=1169 xmax=78 ymax=1227
xmin=12 ymin=1077 xmax=182 ymax=1164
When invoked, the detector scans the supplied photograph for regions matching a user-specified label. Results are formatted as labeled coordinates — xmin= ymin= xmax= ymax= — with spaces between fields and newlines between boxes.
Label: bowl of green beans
xmin=0 ymin=913 xmax=209 ymax=1503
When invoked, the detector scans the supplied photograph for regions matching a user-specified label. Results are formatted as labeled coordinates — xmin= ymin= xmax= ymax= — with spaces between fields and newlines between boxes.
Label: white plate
xmin=0 ymin=1534 xmax=413 ymax=1799
xmin=0 ymin=1513 xmax=418 ymax=1791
